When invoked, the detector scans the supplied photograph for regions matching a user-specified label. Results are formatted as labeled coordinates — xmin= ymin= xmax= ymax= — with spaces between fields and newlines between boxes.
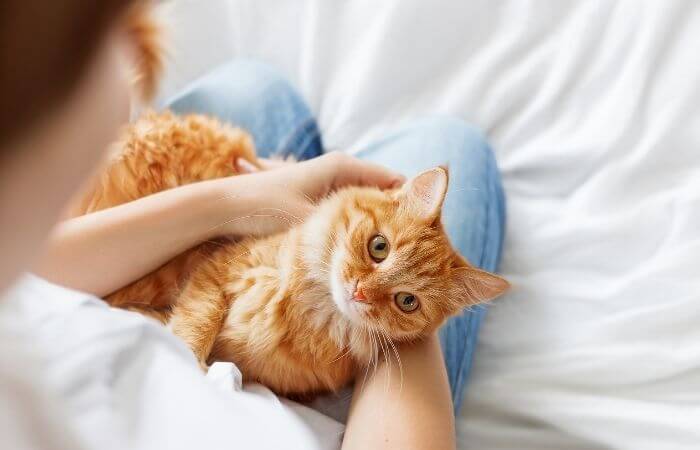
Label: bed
xmin=154 ymin=1 xmax=700 ymax=448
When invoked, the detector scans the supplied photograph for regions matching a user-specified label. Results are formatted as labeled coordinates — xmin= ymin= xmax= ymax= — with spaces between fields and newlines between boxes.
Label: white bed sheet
xmin=155 ymin=1 xmax=700 ymax=448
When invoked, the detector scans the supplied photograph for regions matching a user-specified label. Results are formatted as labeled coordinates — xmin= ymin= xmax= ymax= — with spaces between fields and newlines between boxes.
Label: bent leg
xmin=357 ymin=116 xmax=506 ymax=414
xmin=166 ymin=59 xmax=323 ymax=161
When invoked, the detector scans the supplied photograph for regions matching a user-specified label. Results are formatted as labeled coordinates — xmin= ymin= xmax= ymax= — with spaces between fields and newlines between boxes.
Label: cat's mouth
xmin=330 ymin=274 xmax=370 ymax=323
xmin=328 ymin=247 xmax=372 ymax=324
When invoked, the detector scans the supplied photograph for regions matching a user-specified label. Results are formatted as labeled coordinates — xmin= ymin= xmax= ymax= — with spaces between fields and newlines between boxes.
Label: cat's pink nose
xmin=353 ymin=287 xmax=370 ymax=303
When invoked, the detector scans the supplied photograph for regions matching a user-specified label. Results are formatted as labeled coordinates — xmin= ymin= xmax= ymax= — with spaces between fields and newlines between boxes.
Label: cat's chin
xmin=328 ymin=252 xmax=366 ymax=325
xmin=330 ymin=270 xmax=369 ymax=325
xmin=330 ymin=275 xmax=366 ymax=325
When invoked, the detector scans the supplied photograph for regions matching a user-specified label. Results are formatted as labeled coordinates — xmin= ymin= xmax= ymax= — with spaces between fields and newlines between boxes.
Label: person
xmin=0 ymin=1 xmax=505 ymax=449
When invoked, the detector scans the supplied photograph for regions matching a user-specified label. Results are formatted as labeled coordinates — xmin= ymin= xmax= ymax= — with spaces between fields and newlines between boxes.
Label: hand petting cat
xmin=229 ymin=152 xmax=406 ymax=236
xmin=38 ymin=144 xmax=404 ymax=297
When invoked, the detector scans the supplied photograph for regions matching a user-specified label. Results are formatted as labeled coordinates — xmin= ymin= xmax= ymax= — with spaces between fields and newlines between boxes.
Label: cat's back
xmin=182 ymin=230 xmax=294 ymax=313
xmin=205 ymin=229 xmax=357 ymax=394
xmin=75 ymin=111 xmax=256 ymax=215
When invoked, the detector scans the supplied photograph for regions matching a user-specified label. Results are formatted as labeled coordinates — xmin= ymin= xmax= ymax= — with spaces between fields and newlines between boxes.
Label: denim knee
xmin=405 ymin=116 xmax=505 ymax=413
xmin=408 ymin=115 xmax=495 ymax=170
xmin=414 ymin=115 xmax=505 ymax=267
xmin=213 ymin=59 xmax=289 ymax=86
xmin=412 ymin=116 xmax=501 ymax=194
xmin=168 ymin=59 xmax=298 ymax=110
xmin=167 ymin=59 xmax=321 ymax=158
xmin=194 ymin=59 xmax=300 ymax=107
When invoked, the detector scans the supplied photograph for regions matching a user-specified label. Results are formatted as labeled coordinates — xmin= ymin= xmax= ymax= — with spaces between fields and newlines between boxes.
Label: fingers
xmin=237 ymin=152 xmax=404 ymax=203
xmin=353 ymin=159 xmax=406 ymax=189
xmin=235 ymin=157 xmax=259 ymax=174
xmin=325 ymin=152 xmax=405 ymax=190
xmin=256 ymin=158 xmax=290 ymax=170
xmin=235 ymin=157 xmax=291 ymax=173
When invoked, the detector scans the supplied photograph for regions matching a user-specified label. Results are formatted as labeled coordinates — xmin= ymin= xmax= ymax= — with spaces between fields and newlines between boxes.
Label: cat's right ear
xmin=398 ymin=166 xmax=449 ymax=221
xmin=450 ymin=254 xmax=510 ymax=305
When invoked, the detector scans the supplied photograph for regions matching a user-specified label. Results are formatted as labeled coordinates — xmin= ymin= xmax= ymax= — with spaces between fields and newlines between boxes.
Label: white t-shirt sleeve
xmin=0 ymin=275 xmax=345 ymax=450
xmin=0 ymin=298 xmax=87 ymax=450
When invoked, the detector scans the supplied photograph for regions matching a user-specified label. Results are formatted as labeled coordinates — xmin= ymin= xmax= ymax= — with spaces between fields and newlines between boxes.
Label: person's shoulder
xmin=1 ymin=273 xmax=106 ymax=320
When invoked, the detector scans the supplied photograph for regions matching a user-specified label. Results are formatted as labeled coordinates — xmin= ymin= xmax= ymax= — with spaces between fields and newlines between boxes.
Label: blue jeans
xmin=168 ymin=60 xmax=506 ymax=415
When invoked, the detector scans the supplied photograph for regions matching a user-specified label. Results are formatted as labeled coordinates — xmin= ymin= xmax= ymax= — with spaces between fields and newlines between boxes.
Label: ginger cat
xmin=77 ymin=111 xmax=509 ymax=396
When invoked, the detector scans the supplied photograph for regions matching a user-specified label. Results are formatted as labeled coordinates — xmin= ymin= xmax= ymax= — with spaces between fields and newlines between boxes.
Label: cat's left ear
xmin=451 ymin=255 xmax=509 ymax=305
xmin=399 ymin=166 xmax=449 ymax=221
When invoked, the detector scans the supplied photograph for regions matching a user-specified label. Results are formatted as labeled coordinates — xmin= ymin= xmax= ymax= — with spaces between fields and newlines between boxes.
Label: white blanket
xmin=156 ymin=1 xmax=700 ymax=448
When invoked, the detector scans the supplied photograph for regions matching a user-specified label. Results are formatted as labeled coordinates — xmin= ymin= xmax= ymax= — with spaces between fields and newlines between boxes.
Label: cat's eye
xmin=368 ymin=234 xmax=389 ymax=262
xmin=395 ymin=292 xmax=419 ymax=313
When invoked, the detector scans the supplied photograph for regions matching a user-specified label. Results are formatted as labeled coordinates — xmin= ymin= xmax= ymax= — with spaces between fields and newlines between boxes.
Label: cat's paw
xmin=198 ymin=359 xmax=210 ymax=373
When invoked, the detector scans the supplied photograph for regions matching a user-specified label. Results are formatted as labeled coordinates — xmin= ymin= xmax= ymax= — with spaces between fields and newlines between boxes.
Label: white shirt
xmin=0 ymin=275 xmax=345 ymax=450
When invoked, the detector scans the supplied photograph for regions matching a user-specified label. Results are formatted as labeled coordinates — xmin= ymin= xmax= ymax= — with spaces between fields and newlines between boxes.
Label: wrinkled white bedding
xmin=156 ymin=1 xmax=700 ymax=448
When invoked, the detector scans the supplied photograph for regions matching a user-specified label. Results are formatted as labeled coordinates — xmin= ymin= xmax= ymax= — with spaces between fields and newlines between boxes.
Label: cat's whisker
xmin=221 ymin=240 xmax=291 ymax=266
xmin=359 ymin=330 xmax=373 ymax=392
xmin=223 ymin=249 xmax=255 ymax=266
xmin=252 ymin=206 xmax=305 ymax=226
xmin=94 ymin=124 xmax=472 ymax=401
xmin=329 ymin=345 xmax=352 ymax=364
xmin=312 ymin=259 xmax=332 ymax=268
xmin=376 ymin=330 xmax=391 ymax=395
xmin=378 ymin=324 xmax=403 ymax=394
xmin=370 ymin=330 xmax=380 ymax=383
xmin=206 ymin=212 xmax=298 ymax=235
xmin=370 ymin=330 xmax=379 ymax=380
xmin=200 ymin=239 xmax=230 ymax=248
xmin=263 ymin=182 xmax=319 ymax=209
xmin=219 ymin=201 xmax=313 ymax=231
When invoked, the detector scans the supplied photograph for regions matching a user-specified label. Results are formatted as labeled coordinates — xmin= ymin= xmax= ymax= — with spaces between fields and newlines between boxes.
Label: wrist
xmin=189 ymin=177 xmax=246 ymax=241
xmin=194 ymin=171 xmax=314 ymax=240
xmin=197 ymin=175 xmax=275 ymax=240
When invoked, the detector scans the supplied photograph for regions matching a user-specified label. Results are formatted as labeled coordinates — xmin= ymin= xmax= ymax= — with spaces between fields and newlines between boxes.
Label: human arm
xmin=35 ymin=153 xmax=404 ymax=297
xmin=342 ymin=334 xmax=456 ymax=450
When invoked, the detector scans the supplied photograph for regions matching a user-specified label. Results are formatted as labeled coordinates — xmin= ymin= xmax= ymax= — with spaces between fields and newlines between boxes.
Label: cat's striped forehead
xmin=311 ymin=180 xmax=507 ymax=345
xmin=328 ymin=187 xmax=458 ymax=337
xmin=341 ymin=187 xmax=455 ymax=289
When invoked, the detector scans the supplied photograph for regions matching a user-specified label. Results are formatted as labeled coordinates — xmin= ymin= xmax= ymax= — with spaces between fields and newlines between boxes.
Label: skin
xmin=36 ymin=153 xmax=406 ymax=297
xmin=0 ymin=30 xmax=131 ymax=292
xmin=0 ymin=22 xmax=455 ymax=450
xmin=343 ymin=335 xmax=456 ymax=450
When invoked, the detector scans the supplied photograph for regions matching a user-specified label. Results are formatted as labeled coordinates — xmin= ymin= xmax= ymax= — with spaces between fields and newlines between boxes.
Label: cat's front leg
xmin=169 ymin=275 xmax=231 ymax=370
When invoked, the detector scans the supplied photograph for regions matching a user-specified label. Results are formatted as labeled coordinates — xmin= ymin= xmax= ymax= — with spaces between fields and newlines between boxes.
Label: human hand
xmin=37 ymin=153 xmax=403 ymax=296
xmin=211 ymin=152 xmax=404 ymax=238
xmin=236 ymin=152 xmax=405 ymax=198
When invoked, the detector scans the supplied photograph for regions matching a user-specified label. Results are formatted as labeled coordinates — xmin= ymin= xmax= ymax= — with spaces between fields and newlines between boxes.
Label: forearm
xmin=35 ymin=178 xmax=251 ymax=297
xmin=342 ymin=334 xmax=456 ymax=450
xmin=32 ymin=153 xmax=400 ymax=297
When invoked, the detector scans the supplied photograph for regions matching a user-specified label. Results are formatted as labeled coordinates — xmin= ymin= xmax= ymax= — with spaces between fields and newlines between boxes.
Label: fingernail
xmin=236 ymin=157 xmax=257 ymax=173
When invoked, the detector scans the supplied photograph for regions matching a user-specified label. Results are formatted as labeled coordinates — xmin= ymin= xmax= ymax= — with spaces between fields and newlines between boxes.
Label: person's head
xmin=0 ymin=0 xmax=140 ymax=291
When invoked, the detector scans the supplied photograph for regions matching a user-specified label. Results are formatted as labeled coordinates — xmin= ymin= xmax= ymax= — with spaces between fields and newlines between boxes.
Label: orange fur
xmin=125 ymin=2 xmax=163 ymax=101
xmin=79 ymin=112 xmax=509 ymax=396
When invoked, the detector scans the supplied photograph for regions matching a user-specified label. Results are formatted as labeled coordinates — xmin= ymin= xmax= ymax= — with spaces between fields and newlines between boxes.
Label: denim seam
xmin=452 ymin=148 xmax=500 ymax=414
xmin=495 ymin=169 xmax=506 ymax=271
xmin=478 ymin=153 xmax=496 ymax=269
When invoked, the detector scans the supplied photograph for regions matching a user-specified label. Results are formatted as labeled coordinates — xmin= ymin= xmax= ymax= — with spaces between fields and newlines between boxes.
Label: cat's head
xmin=306 ymin=166 xmax=509 ymax=342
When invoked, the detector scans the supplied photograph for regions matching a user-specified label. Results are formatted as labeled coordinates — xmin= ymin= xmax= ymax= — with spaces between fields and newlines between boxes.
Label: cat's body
xmin=78 ymin=111 xmax=508 ymax=397
xmin=174 ymin=215 xmax=364 ymax=394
